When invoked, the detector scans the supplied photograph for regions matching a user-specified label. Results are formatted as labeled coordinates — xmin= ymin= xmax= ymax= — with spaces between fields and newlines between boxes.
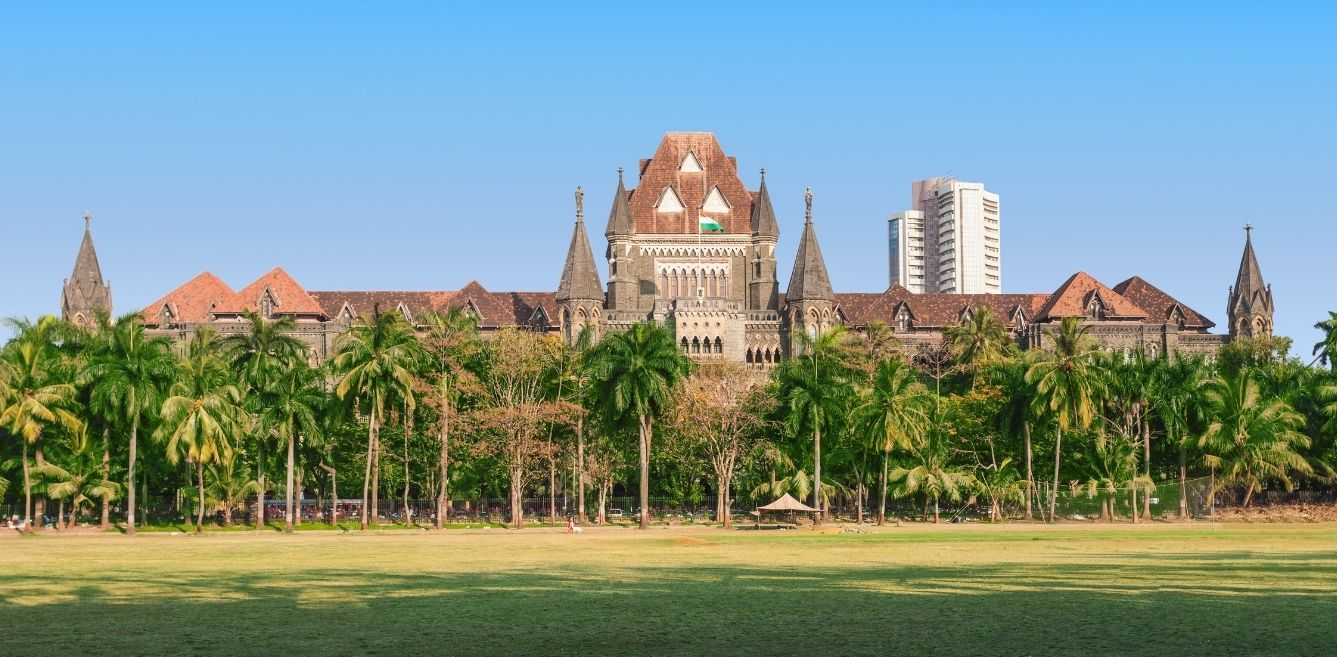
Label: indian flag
xmin=699 ymin=213 xmax=724 ymax=233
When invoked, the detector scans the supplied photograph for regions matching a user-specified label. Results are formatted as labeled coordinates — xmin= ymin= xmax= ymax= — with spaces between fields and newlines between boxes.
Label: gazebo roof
xmin=757 ymin=493 xmax=819 ymax=512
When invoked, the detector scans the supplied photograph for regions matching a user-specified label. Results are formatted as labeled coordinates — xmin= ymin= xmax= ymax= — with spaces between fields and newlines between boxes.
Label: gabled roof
xmin=785 ymin=213 xmax=834 ymax=303
xmin=139 ymin=271 xmax=235 ymax=325
xmin=1113 ymin=276 xmax=1215 ymax=329
xmin=1034 ymin=272 xmax=1146 ymax=321
xmin=627 ymin=132 xmax=755 ymax=234
xmin=556 ymin=215 xmax=604 ymax=302
xmin=307 ymin=283 xmax=556 ymax=330
xmin=214 ymin=267 xmax=325 ymax=317
xmin=837 ymin=289 xmax=1048 ymax=329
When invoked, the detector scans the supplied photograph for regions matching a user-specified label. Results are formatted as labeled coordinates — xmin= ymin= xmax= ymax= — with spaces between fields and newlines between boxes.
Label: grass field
xmin=3 ymin=523 xmax=1335 ymax=657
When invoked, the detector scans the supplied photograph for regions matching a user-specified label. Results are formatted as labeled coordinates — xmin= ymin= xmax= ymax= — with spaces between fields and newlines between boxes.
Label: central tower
xmin=570 ymin=132 xmax=785 ymax=365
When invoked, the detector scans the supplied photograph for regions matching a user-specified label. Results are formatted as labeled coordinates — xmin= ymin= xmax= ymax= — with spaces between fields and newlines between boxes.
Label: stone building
xmin=60 ymin=132 xmax=1267 ymax=364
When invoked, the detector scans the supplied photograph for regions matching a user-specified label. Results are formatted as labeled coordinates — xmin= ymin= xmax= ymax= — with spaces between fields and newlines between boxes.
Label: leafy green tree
xmin=1 ymin=317 xmax=84 ymax=530
xmin=889 ymin=427 xmax=976 ymax=523
xmin=332 ymin=311 xmax=422 ymax=530
xmin=84 ymin=313 xmax=176 ymax=534
xmin=418 ymin=307 xmax=479 ymax=528
xmin=943 ymin=307 xmax=1015 ymax=387
xmin=1200 ymin=369 xmax=1312 ymax=506
xmin=1025 ymin=317 xmax=1105 ymax=522
xmin=990 ymin=357 xmax=1039 ymax=519
xmin=586 ymin=322 xmax=690 ymax=529
xmin=1074 ymin=433 xmax=1150 ymax=521
xmin=976 ymin=457 xmax=1025 ymax=522
xmin=220 ymin=311 xmax=307 ymax=530
xmin=156 ymin=330 xmax=248 ymax=532
xmin=776 ymin=326 xmax=855 ymax=520
xmin=856 ymin=359 xmax=930 ymax=525
xmin=260 ymin=364 xmax=322 ymax=533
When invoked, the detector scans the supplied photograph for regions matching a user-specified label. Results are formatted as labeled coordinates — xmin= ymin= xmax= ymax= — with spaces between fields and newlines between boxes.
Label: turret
xmin=1227 ymin=224 xmax=1273 ymax=338
xmin=748 ymin=169 xmax=780 ymax=311
xmin=556 ymin=187 xmax=605 ymax=344
xmin=603 ymin=168 xmax=640 ymax=312
xmin=784 ymin=188 xmax=835 ymax=351
xmin=61 ymin=212 xmax=112 ymax=327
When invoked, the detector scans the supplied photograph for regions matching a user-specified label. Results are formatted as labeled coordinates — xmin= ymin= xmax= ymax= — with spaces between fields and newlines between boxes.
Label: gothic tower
xmin=556 ymin=186 xmax=605 ymax=344
xmin=1227 ymin=224 xmax=1273 ymax=339
xmin=61 ymin=212 xmax=112 ymax=327
xmin=784 ymin=188 xmax=835 ymax=352
xmin=603 ymin=168 xmax=639 ymax=317
xmin=748 ymin=169 xmax=781 ymax=311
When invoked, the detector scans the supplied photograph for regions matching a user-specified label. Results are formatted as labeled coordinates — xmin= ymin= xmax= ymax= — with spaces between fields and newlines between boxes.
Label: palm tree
xmin=332 ymin=310 xmax=422 ymax=530
xmin=1025 ymin=317 xmax=1105 ymax=522
xmin=1312 ymin=311 xmax=1337 ymax=368
xmin=220 ymin=311 xmax=307 ymax=530
xmin=1200 ymin=369 xmax=1312 ymax=506
xmin=84 ymin=313 xmax=177 ymax=534
xmin=586 ymin=322 xmax=689 ymax=530
xmin=976 ymin=457 xmax=1025 ymax=522
xmin=943 ymin=307 xmax=1015 ymax=387
xmin=991 ymin=356 xmax=1039 ymax=519
xmin=856 ymin=359 xmax=930 ymax=525
xmin=418 ymin=307 xmax=479 ymax=529
xmin=1155 ymin=354 xmax=1210 ymax=517
xmin=35 ymin=426 xmax=120 ymax=528
xmin=1 ymin=318 xmax=84 ymax=531
xmin=1074 ymin=434 xmax=1150 ymax=521
xmin=260 ymin=364 xmax=322 ymax=533
xmin=889 ymin=428 xmax=976 ymax=523
xmin=206 ymin=458 xmax=261 ymax=527
xmin=156 ymin=334 xmax=248 ymax=532
xmin=776 ymin=326 xmax=855 ymax=520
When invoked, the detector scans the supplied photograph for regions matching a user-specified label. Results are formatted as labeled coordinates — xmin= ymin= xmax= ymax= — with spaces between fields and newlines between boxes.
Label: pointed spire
xmin=750 ymin=168 xmax=779 ymax=238
xmin=604 ymin=167 xmax=634 ymax=237
xmin=1232 ymin=223 xmax=1267 ymax=307
xmin=786 ymin=188 xmax=834 ymax=303
xmin=558 ymin=187 xmax=604 ymax=302
xmin=62 ymin=211 xmax=112 ymax=322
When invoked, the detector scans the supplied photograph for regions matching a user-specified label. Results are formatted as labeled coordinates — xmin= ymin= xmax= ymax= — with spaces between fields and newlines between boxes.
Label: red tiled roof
xmin=139 ymin=271 xmax=235 ymax=326
xmin=1034 ymin=272 xmax=1146 ymax=321
xmin=214 ymin=267 xmax=325 ymax=317
xmin=307 ymin=281 xmax=556 ymax=329
xmin=1113 ymin=276 xmax=1215 ymax=329
xmin=837 ymin=288 xmax=1048 ymax=329
xmin=628 ymin=133 xmax=756 ymax=234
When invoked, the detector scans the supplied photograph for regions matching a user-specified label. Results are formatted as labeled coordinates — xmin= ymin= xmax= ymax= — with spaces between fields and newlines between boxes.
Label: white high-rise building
xmin=888 ymin=178 xmax=1001 ymax=294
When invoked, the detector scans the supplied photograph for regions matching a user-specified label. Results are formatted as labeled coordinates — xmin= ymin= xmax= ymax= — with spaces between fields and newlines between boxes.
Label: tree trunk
xmin=1049 ymin=425 xmax=1063 ymax=523
xmin=813 ymin=421 xmax=823 ymax=523
xmin=1242 ymin=481 xmax=1255 ymax=507
xmin=100 ymin=428 xmax=112 ymax=530
xmin=255 ymin=440 xmax=266 ymax=530
xmin=1178 ymin=446 xmax=1188 ymax=519
xmin=597 ymin=483 xmax=607 ymax=525
xmin=638 ymin=414 xmax=652 ymax=530
xmin=877 ymin=451 xmax=888 ymax=526
xmin=21 ymin=441 xmax=32 ymax=532
xmin=285 ymin=425 xmax=295 ymax=534
xmin=370 ymin=428 xmax=381 ymax=527
xmin=1099 ymin=495 xmax=1110 ymax=521
xmin=223 ymin=506 xmax=233 ymax=527
xmin=360 ymin=413 xmax=376 ymax=531
xmin=722 ymin=473 xmax=733 ymax=529
xmin=548 ymin=456 xmax=557 ymax=525
xmin=127 ymin=419 xmax=138 ymax=535
xmin=403 ymin=413 xmax=412 ymax=526
xmin=1023 ymin=421 xmax=1034 ymax=521
xmin=56 ymin=499 xmax=64 ymax=530
xmin=196 ymin=461 xmax=206 ymax=533
xmin=577 ymin=416 xmax=586 ymax=523
xmin=932 ymin=497 xmax=940 ymax=524
xmin=509 ymin=466 xmax=524 ymax=529
xmin=1142 ymin=414 xmax=1152 ymax=520
xmin=1131 ymin=486 xmax=1139 ymax=523
xmin=436 ymin=392 xmax=449 ymax=530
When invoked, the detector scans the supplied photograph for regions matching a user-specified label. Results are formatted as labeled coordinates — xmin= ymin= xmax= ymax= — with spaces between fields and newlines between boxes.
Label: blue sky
xmin=2 ymin=2 xmax=1333 ymax=349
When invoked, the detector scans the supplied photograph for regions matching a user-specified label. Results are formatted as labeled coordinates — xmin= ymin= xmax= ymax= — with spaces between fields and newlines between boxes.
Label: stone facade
xmin=61 ymin=133 xmax=1267 ymax=365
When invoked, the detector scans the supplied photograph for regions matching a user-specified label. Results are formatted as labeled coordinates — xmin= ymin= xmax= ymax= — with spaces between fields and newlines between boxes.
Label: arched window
xmin=680 ymin=337 xmax=689 ymax=353
xmin=692 ymin=337 xmax=701 ymax=354
xmin=660 ymin=272 xmax=669 ymax=298
xmin=746 ymin=348 xmax=754 ymax=364
xmin=714 ymin=337 xmax=723 ymax=354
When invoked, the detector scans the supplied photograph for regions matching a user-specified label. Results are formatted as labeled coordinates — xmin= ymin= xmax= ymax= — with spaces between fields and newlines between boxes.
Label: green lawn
xmin=3 ymin=523 xmax=1335 ymax=656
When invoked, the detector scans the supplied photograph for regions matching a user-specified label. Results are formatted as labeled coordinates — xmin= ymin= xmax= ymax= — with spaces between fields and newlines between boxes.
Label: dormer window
xmin=679 ymin=151 xmax=703 ymax=173
xmin=1087 ymin=295 xmax=1105 ymax=320
xmin=897 ymin=309 xmax=912 ymax=333
xmin=656 ymin=186 xmax=685 ymax=213
xmin=701 ymin=186 xmax=730 ymax=213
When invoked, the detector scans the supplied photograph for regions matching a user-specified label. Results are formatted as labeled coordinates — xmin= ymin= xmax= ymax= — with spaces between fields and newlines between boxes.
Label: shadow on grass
xmin=5 ymin=552 xmax=1335 ymax=657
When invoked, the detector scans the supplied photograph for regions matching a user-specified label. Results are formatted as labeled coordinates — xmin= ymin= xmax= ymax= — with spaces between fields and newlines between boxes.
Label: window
xmin=656 ymin=186 xmax=685 ymax=213
xmin=679 ymin=151 xmax=702 ymax=173
xmin=702 ymin=186 xmax=730 ymax=213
